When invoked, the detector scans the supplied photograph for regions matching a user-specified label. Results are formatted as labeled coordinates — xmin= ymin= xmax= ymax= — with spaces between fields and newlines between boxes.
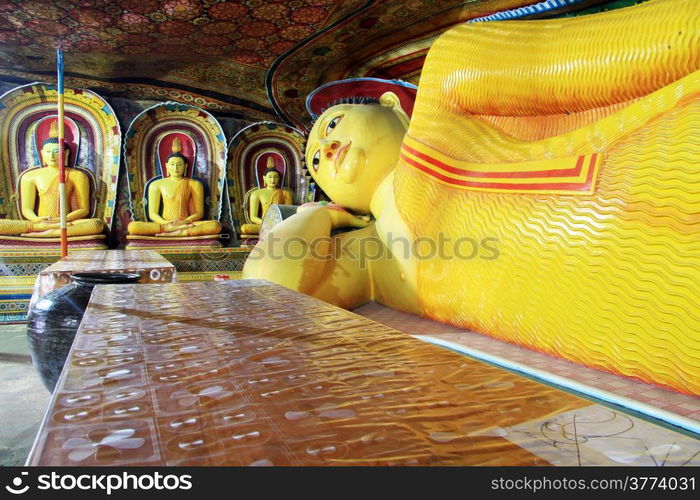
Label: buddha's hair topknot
xmin=331 ymin=96 xmax=380 ymax=107
xmin=166 ymin=151 xmax=188 ymax=163
xmin=41 ymin=136 xmax=60 ymax=146
xmin=310 ymin=96 xmax=381 ymax=128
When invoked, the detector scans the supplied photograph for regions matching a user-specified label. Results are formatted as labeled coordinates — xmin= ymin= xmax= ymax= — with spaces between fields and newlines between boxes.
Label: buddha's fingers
xmin=163 ymin=224 xmax=190 ymax=232
xmin=324 ymin=207 xmax=371 ymax=229
xmin=353 ymin=215 xmax=372 ymax=228
xmin=34 ymin=222 xmax=61 ymax=230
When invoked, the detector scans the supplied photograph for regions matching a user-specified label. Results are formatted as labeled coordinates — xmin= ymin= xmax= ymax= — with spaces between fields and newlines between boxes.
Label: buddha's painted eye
xmin=325 ymin=116 xmax=342 ymax=136
xmin=311 ymin=150 xmax=320 ymax=171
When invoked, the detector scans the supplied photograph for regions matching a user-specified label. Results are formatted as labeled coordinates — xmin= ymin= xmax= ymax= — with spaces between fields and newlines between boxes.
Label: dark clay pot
xmin=26 ymin=272 xmax=141 ymax=392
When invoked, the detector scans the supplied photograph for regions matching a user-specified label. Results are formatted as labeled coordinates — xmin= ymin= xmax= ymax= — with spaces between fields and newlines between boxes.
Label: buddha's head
xmin=263 ymin=167 xmax=281 ymax=188
xmin=305 ymin=92 xmax=408 ymax=213
xmin=165 ymin=153 xmax=188 ymax=179
xmin=40 ymin=137 xmax=70 ymax=169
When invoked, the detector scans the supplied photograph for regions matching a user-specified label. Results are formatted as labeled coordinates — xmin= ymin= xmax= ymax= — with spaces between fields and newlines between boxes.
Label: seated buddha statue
xmin=127 ymin=138 xmax=221 ymax=237
xmin=240 ymin=157 xmax=294 ymax=236
xmin=0 ymin=120 xmax=103 ymax=238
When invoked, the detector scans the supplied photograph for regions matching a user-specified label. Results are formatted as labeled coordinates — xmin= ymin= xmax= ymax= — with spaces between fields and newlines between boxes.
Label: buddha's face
xmin=306 ymin=101 xmax=406 ymax=213
xmin=40 ymin=142 xmax=68 ymax=168
xmin=166 ymin=156 xmax=187 ymax=178
xmin=263 ymin=170 xmax=280 ymax=188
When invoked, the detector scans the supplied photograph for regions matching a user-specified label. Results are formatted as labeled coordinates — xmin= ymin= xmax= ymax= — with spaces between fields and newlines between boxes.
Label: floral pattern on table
xmin=27 ymin=280 xmax=699 ymax=466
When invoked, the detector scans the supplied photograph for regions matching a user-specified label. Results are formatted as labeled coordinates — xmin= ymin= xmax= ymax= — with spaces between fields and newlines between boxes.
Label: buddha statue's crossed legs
xmin=127 ymin=220 xmax=221 ymax=237
xmin=0 ymin=218 xmax=104 ymax=238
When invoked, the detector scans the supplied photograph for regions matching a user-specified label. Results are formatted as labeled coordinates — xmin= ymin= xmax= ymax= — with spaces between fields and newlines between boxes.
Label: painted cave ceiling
xmin=0 ymin=0 xmax=625 ymax=129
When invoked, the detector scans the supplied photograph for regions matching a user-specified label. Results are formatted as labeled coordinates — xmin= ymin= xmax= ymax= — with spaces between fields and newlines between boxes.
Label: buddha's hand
xmin=332 ymin=211 xmax=370 ymax=229
xmin=33 ymin=221 xmax=60 ymax=230
xmin=320 ymin=206 xmax=371 ymax=229
xmin=163 ymin=221 xmax=193 ymax=231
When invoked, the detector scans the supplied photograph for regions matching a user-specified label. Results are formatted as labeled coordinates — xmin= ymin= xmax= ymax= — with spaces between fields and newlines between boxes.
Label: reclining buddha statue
xmin=0 ymin=120 xmax=103 ymax=238
xmin=240 ymin=156 xmax=294 ymax=236
xmin=244 ymin=0 xmax=700 ymax=396
xmin=127 ymin=138 xmax=221 ymax=238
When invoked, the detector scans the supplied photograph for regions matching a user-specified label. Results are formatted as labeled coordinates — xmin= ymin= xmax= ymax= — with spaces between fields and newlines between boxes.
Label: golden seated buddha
xmin=127 ymin=139 xmax=221 ymax=238
xmin=0 ymin=121 xmax=103 ymax=238
xmin=240 ymin=157 xmax=294 ymax=236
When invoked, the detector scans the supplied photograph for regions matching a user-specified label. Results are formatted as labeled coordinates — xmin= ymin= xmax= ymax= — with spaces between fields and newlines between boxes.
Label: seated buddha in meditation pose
xmin=244 ymin=0 xmax=700 ymax=397
xmin=240 ymin=157 xmax=294 ymax=236
xmin=127 ymin=138 xmax=221 ymax=237
xmin=0 ymin=120 xmax=103 ymax=238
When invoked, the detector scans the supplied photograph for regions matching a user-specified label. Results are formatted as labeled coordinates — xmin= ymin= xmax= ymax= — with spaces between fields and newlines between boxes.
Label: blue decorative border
xmin=416 ymin=335 xmax=700 ymax=436
xmin=305 ymin=77 xmax=418 ymax=119
xmin=469 ymin=0 xmax=587 ymax=22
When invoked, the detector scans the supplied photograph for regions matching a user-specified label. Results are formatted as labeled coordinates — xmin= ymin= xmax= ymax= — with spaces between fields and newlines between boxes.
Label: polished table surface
xmin=26 ymin=280 xmax=700 ymax=466
xmin=29 ymin=249 xmax=177 ymax=309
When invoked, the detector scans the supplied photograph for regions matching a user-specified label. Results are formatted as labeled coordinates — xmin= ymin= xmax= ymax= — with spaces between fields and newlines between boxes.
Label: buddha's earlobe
xmin=379 ymin=91 xmax=410 ymax=130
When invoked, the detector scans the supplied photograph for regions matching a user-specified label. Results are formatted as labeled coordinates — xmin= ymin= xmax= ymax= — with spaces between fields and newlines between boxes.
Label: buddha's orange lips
xmin=333 ymin=141 xmax=351 ymax=174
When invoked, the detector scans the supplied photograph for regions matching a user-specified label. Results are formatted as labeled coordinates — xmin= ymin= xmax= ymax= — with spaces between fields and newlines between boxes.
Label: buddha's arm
xmin=243 ymin=206 xmax=370 ymax=297
xmin=65 ymin=170 xmax=91 ymax=222
xmin=283 ymin=190 xmax=294 ymax=205
xmin=147 ymin=183 xmax=168 ymax=224
xmin=249 ymin=191 xmax=263 ymax=224
xmin=419 ymin=0 xmax=696 ymax=119
xmin=184 ymin=180 xmax=204 ymax=223
xmin=19 ymin=173 xmax=43 ymax=222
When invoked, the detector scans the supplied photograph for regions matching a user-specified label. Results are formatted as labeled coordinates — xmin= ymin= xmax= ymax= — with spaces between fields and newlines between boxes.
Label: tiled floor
xmin=353 ymin=302 xmax=700 ymax=431
xmin=0 ymin=324 xmax=50 ymax=466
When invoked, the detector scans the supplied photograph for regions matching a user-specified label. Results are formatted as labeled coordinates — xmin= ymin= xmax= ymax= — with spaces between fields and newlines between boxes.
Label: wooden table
xmin=25 ymin=281 xmax=700 ymax=466
xmin=29 ymin=250 xmax=177 ymax=311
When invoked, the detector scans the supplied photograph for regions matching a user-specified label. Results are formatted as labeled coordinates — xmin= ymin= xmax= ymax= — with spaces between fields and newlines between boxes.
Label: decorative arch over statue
xmin=124 ymin=102 xmax=227 ymax=248
xmin=227 ymin=122 xmax=306 ymax=243
xmin=0 ymin=82 xmax=121 ymax=248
